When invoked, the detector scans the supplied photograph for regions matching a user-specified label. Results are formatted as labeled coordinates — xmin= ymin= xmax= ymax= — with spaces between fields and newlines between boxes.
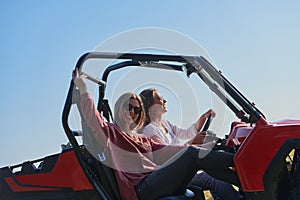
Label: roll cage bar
xmin=61 ymin=52 xmax=265 ymax=199
xmin=63 ymin=51 xmax=266 ymax=146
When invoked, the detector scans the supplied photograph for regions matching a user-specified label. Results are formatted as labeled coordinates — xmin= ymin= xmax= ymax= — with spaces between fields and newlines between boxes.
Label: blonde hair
xmin=114 ymin=92 xmax=145 ymax=131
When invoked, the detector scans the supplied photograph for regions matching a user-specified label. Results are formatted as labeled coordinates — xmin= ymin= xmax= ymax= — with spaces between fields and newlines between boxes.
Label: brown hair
xmin=114 ymin=92 xmax=145 ymax=131
xmin=139 ymin=88 xmax=157 ymax=127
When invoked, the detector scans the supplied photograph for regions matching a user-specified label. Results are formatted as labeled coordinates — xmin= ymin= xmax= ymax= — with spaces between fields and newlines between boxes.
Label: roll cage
xmin=61 ymin=52 xmax=266 ymax=199
xmin=64 ymin=52 xmax=264 ymax=125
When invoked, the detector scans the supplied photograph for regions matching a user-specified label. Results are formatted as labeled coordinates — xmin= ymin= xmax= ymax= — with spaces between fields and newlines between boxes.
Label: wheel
xmin=291 ymin=149 xmax=300 ymax=200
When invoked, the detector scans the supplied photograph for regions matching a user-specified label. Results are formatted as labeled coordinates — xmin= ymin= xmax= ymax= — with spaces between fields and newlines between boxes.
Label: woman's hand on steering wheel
xmin=199 ymin=109 xmax=216 ymax=132
xmin=201 ymin=114 xmax=214 ymax=132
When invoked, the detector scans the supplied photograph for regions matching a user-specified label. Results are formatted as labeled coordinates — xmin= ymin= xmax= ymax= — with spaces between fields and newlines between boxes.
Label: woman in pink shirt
xmin=73 ymin=69 xmax=239 ymax=200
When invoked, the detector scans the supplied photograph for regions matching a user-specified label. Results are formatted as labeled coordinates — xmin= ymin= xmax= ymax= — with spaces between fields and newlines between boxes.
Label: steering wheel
xmin=201 ymin=114 xmax=214 ymax=132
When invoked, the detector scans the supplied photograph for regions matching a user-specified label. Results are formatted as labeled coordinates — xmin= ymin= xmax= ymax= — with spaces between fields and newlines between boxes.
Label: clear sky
xmin=1 ymin=1 xmax=300 ymax=167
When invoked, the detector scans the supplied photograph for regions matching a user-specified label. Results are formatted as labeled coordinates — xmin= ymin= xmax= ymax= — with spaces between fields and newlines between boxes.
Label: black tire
xmin=291 ymin=153 xmax=300 ymax=200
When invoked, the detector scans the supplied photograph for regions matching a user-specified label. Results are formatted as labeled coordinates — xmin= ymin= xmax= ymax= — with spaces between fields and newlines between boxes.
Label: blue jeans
xmin=135 ymin=146 xmax=240 ymax=200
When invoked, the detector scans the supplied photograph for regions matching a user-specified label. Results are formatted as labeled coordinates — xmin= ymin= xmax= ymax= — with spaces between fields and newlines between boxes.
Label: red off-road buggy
xmin=1 ymin=52 xmax=300 ymax=200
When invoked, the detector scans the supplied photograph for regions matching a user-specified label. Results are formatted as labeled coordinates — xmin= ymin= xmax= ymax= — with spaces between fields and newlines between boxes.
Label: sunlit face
xmin=150 ymin=91 xmax=167 ymax=116
xmin=123 ymin=98 xmax=142 ymax=130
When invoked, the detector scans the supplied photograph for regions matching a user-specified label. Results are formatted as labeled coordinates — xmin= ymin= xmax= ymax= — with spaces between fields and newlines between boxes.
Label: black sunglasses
xmin=124 ymin=104 xmax=142 ymax=114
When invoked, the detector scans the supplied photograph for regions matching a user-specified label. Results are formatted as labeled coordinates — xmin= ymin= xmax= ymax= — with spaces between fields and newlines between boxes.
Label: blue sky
xmin=1 ymin=1 xmax=300 ymax=167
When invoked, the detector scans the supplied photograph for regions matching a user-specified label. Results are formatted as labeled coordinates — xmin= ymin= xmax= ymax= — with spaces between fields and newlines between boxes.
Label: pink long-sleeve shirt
xmin=80 ymin=93 xmax=184 ymax=200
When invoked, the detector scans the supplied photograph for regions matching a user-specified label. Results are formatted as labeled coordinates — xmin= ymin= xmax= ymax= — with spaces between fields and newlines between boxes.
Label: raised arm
xmin=72 ymin=69 xmax=112 ymax=147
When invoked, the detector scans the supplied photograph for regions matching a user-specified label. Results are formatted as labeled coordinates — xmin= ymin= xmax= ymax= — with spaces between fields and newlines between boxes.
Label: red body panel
xmin=5 ymin=151 xmax=93 ymax=192
xmin=226 ymin=122 xmax=253 ymax=146
xmin=233 ymin=118 xmax=300 ymax=192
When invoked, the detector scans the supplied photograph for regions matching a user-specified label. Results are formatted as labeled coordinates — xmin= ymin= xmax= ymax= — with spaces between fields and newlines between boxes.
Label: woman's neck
xmin=151 ymin=114 xmax=168 ymax=134
xmin=122 ymin=124 xmax=133 ymax=135
xmin=125 ymin=129 xmax=134 ymax=136
xmin=152 ymin=114 xmax=163 ymax=126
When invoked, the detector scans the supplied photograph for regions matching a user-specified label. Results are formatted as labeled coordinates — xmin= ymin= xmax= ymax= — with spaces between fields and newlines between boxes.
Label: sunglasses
xmin=124 ymin=104 xmax=143 ymax=114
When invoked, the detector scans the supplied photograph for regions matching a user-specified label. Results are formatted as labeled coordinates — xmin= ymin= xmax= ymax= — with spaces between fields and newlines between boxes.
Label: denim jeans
xmin=135 ymin=146 xmax=240 ymax=200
